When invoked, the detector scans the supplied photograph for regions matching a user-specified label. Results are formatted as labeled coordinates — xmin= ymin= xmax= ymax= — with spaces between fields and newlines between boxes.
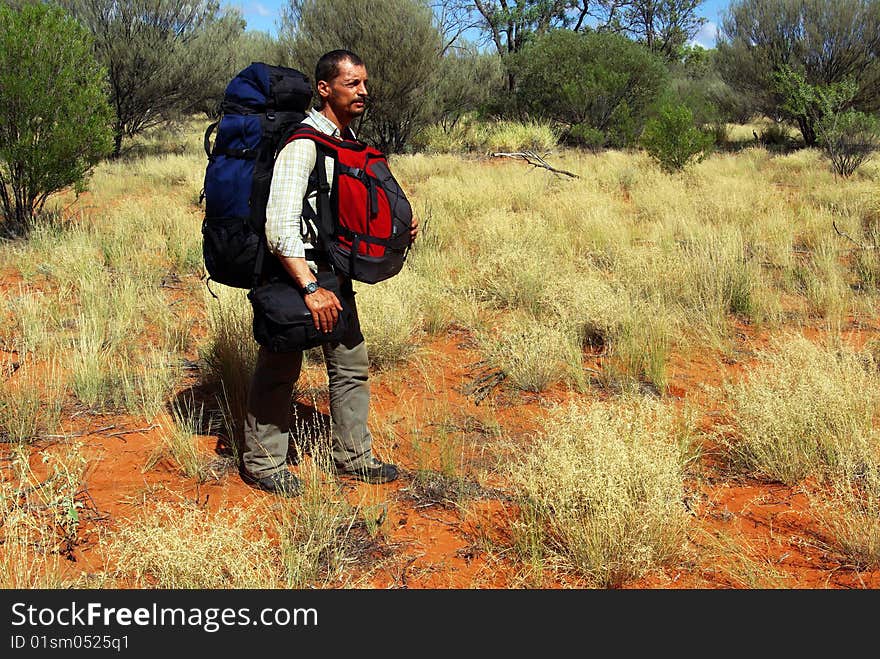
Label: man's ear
xmin=316 ymin=79 xmax=331 ymax=102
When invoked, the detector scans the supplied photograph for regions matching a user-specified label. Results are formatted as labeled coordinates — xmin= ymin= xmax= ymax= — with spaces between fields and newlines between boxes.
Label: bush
xmin=0 ymin=3 xmax=113 ymax=235
xmin=61 ymin=0 xmax=245 ymax=156
xmin=512 ymin=30 xmax=667 ymax=148
xmin=640 ymin=103 xmax=714 ymax=172
xmin=818 ymin=110 xmax=879 ymax=177
xmin=567 ymin=124 xmax=606 ymax=150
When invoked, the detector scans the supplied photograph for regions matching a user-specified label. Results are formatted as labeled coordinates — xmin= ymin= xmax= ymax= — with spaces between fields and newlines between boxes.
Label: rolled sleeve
xmin=265 ymin=138 xmax=317 ymax=258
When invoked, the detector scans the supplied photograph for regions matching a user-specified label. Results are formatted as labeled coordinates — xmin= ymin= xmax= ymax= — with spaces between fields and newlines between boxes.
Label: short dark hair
xmin=315 ymin=49 xmax=364 ymax=86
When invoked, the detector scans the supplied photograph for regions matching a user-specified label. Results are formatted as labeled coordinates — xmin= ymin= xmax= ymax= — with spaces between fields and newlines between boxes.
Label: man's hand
xmin=304 ymin=287 xmax=343 ymax=333
xmin=410 ymin=215 xmax=419 ymax=243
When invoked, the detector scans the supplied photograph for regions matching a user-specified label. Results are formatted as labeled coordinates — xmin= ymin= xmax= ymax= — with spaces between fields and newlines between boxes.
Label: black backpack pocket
xmin=248 ymin=271 xmax=354 ymax=352
xmin=202 ymin=216 xmax=261 ymax=289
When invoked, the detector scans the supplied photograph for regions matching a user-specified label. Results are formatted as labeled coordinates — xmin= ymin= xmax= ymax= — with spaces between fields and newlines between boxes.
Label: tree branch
xmin=491 ymin=151 xmax=580 ymax=178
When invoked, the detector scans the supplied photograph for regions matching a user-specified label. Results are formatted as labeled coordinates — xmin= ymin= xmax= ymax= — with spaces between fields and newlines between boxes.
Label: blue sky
xmin=228 ymin=0 xmax=730 ymax=49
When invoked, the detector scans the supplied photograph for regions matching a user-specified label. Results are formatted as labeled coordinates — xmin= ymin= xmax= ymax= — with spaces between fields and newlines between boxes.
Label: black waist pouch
xmin=248 ymin=270 xmax=354 ymax=352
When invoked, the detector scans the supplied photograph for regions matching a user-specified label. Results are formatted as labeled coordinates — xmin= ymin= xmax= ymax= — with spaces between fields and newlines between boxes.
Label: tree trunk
xmin=113 ymin=130 xmax=124 ymax=159
xmin=798 ymin=116 xmax=817 ymax=147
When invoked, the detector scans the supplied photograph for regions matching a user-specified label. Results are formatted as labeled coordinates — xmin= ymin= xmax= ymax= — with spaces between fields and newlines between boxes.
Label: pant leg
xmin=243 ymin=346 xmax=302 ymax=477
xmin=322 ymin=276 xmax=373 ymax=470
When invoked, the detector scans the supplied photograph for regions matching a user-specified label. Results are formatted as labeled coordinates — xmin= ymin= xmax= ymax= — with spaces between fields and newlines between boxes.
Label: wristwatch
xmin=303 ymin=281 xmax=320 ymax=295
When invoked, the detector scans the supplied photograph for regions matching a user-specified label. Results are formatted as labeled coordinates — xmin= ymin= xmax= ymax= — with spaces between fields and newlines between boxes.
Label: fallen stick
xmin=492 ymin=150 xmax=580 ymax=178
xmin=106 ymin=424 xmax=159 ymax=439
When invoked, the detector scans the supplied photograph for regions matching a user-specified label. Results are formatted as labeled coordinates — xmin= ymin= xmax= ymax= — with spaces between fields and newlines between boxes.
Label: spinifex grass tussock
xmin=794 ymin=236 xmax=851 ymax=323
xmin=478 ymin=312 xmax=586 ymax=393
xmin=107 ymin=501 xmax=280 ymax=588
xmin=510 ymin=399 xmax=691 ymax=587
xmin=274 ymin=474 xmax=371 ymax=588
xmin=3 ymin=288 xmax=63 ymax=358
xmin=0 ymin=357 xmax=64 ymax=442
xmin=354 ymin=273 xmax=424 ymax=369
xmin=272 ymin=438 xmax=386 ymax=588
xmin=199 ymin=286 xmax=258 ymax=454
xmin=415 ymin=118 xmax=559 ymax=154
xmin=808 ymin=468 xmax=880 ymax=569
xmin=68 ymin=324 xmax=175 ymax=416
xmin=720 ymin=335 xmax=880 ymax=484
xmin=694 ymin=528 xmax=793 ymax=588
xmin=0 ymin=445 xmax=68 ymax=587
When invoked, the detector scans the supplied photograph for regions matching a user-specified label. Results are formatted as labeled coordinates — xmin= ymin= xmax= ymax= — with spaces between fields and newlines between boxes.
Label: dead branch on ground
xmin=491 ymin=151 xmax=580 ymax=178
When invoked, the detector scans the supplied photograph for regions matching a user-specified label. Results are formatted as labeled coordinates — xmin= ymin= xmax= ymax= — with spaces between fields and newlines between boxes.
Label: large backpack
xmin=287 ymin=126 xmax=414 ymax=284
xmin=201 ymin=62 xmax=312 ymax=289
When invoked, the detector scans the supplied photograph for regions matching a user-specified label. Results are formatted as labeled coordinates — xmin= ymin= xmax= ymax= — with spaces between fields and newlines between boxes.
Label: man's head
xmin=314 ymin=49 xmax=368 ymax=127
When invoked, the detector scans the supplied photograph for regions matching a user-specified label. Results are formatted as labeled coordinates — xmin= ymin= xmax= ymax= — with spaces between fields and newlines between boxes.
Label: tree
xmin=234 ymin=30 xmax=287 ymax=73
xmin=280 ymin=0 xmax=442 ymax=153
xmin=716 ymin=0 xmax=880 ymax=146
xmin=774 ymin=66 xmax=879 ymax=176
xmin=512 ymin=29 xmax=668 ymax=147
xmin=469 ymin=0 xmax=570 ymax=90
xmin=616 ymin=0 xmax=706 ymax=61
xmin=0 ymin=3 xmax=113 ymax=235
xmin=60 ymin=0 xmax=246 ymax=156
xmin=426 ymin=47 xmax=506 ymax=131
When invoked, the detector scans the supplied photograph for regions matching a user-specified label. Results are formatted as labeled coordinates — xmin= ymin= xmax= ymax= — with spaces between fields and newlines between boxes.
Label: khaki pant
xmin=243 ymin=282 xmax=373 ymax=478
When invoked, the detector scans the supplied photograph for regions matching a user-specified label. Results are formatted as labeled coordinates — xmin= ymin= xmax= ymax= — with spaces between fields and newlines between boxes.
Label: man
xmin=240 ymin=49 xmax=418 ymax=497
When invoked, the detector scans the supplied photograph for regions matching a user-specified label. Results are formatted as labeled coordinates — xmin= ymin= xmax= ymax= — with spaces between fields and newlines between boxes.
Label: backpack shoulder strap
xmin=287 ymin=124 xmax=343 ymax=152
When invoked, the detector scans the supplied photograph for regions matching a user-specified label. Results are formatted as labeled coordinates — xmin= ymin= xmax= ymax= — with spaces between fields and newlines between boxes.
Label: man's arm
xmin=266 ymin=139 xmax=343 ymax=333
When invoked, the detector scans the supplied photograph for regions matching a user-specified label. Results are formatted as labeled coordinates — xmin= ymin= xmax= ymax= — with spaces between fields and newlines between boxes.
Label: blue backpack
xmin=201 ymin=62 xmax=312 ymax=289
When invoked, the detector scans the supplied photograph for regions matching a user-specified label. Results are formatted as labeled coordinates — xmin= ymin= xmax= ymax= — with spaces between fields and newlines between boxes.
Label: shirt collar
xmin=307 ymin=108 xmax=356 ymax=139
xmin=308 ymin=108 xmax=340 ymax=137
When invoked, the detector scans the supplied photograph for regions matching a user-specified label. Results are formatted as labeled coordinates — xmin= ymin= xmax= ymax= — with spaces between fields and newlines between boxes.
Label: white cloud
xmin=689 ymin=21 xmax=718 ymax=49
xmin=251 ymin=2 xmax=271 ymax=17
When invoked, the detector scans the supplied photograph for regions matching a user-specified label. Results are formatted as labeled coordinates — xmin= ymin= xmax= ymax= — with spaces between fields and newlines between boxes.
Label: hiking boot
xmin=241 ymin=468 xmax=302 ymax=497
xmin=333 ymin=457 xmax=399 ymax=484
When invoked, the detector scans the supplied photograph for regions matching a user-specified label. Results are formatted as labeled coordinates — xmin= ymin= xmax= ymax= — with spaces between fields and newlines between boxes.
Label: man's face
xmin=319 ymin=58 xmax=369 ymax=119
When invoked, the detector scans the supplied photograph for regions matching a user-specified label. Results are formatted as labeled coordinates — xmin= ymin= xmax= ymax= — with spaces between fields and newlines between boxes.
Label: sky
xmin=228 ymin=0 xmax=730 ymax=49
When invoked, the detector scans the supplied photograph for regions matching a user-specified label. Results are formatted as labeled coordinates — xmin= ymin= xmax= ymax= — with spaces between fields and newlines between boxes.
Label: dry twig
xmin=833 ymin=220 xmax=878 ymax=250
xmin=491 ymin=151 xmax=580 ymax=178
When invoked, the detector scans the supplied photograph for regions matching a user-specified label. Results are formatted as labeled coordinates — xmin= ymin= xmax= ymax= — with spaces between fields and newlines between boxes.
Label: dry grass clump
xmin=199 ymin=285 xmax=258 ymax=454
xmin=416 ymin=118 xmax=559 ymax=154
xmin=478 ymin=312 xmax=585 ymax=393
xmin=145 ymin=398 xmax=229 ymax=482
xmin=354 ymin=273 xmax=424 ymax=369
xmin=808 ymin=468 xmax=880 ymax=570
xmin=0 ymin=358 xmax=65 ymax=442
xmin=275 ymin=474 xmax=377 ymax=588
xmin=510 ymin=399 xmax=691 ymax=587
xmin=107 ymin=501 xmax=280 ymax=588
xmin=720 ymin=335 xmax=880 ymax=484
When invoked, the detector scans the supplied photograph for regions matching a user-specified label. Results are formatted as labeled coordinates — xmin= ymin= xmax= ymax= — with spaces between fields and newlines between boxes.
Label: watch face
xmin=305 ymin=282 xmax=319 ymax=294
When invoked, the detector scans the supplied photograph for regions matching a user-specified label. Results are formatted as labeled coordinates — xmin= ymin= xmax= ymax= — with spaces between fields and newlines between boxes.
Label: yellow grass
xmin=510 ymin=399 xmax=691 ymax=587
xmin=3 ymin=118 xmax=880 ymax=589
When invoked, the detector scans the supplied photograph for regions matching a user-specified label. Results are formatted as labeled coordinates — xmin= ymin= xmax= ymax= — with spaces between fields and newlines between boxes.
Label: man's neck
xmin=319 ymin=106 xmax=350 ymax=135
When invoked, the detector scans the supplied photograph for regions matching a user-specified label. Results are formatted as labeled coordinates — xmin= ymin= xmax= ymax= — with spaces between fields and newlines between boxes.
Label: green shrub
xmin=641 ymin=103 xmax=714 ymax=172
xmin=818 ymin=110 xmax=879 ymax=178
xmin=512 ymin=30 xmax=667 ymax=148
xmin=0 ymin=3 xmax=113 ymax=234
